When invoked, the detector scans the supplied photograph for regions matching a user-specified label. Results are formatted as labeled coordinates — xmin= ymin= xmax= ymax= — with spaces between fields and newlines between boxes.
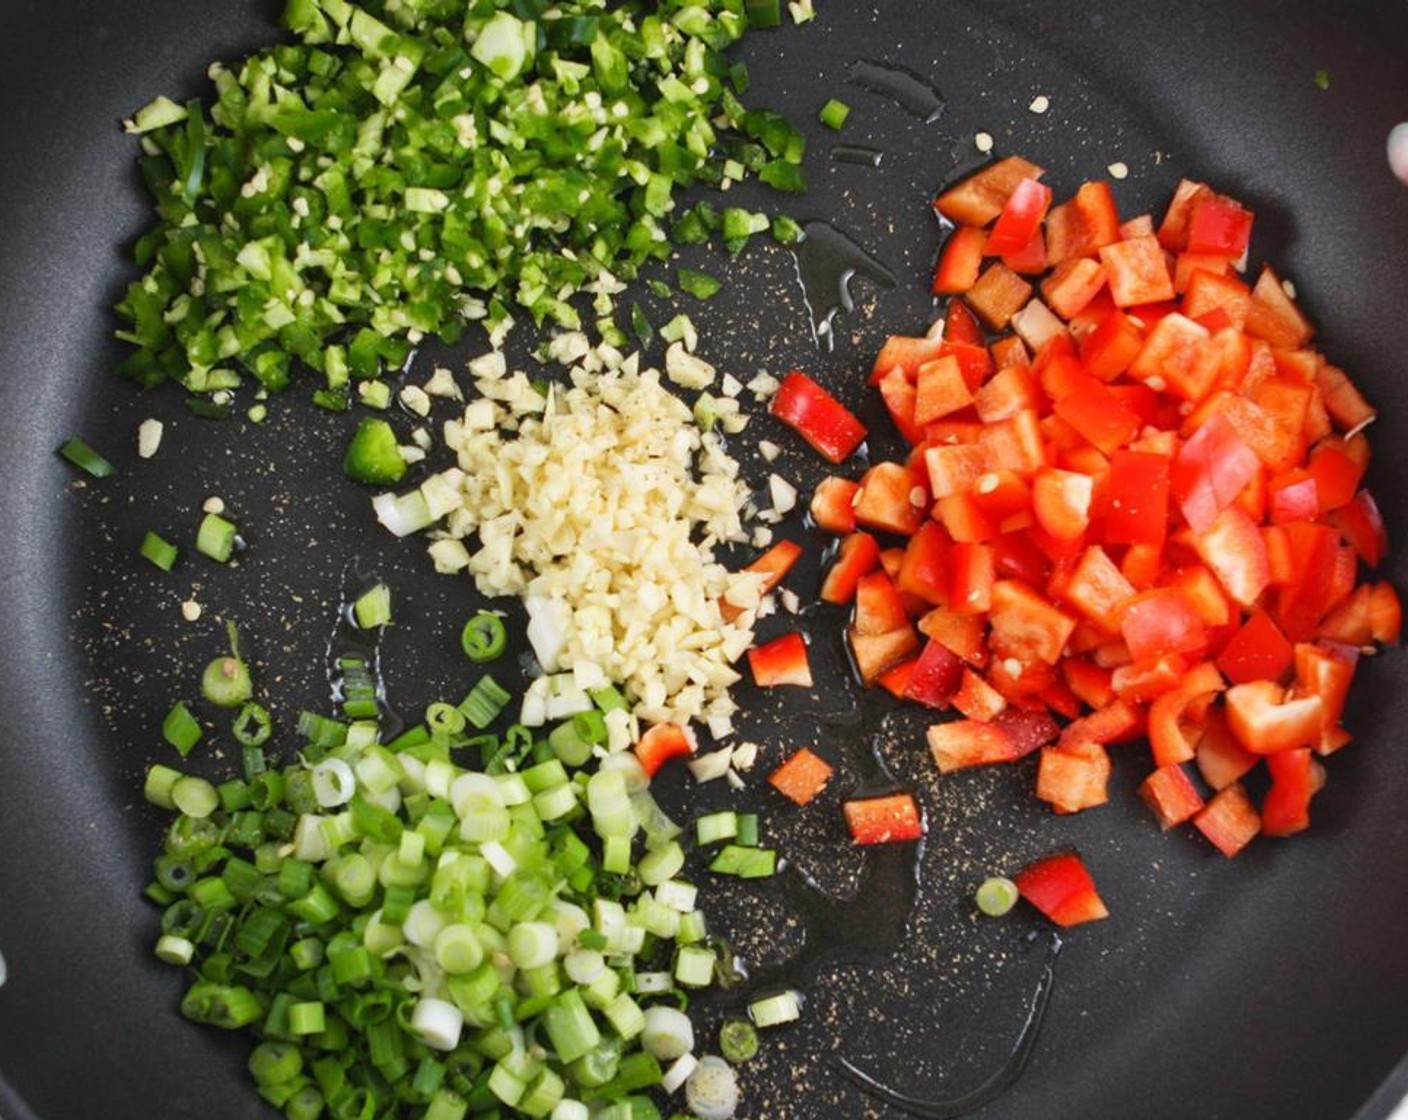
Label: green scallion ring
xmin=975 ymin=875 xmax=1020 ymax=917
xmin=232 ymin=702 xmax=273 ymax=747
xmin=460 ymin=612 xmax=508 ymax=663
xmin=720 ymin=1018 xmax=759 ymax=1063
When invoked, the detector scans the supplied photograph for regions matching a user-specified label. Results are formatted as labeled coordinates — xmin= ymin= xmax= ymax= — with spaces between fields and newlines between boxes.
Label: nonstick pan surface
xmin=3 ymin=2 xmax=1408 ymax=1118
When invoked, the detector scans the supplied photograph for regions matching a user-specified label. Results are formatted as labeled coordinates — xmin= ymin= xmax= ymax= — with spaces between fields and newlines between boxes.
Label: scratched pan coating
xmin=3 ymin=2 xmax=1408 ymax=1118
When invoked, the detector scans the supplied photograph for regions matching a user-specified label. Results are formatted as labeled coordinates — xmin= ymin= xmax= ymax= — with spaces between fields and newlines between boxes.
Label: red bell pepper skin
xmin=932 ymin=225 xmax=988 ymax=295
xmin=903 ymin=639 xmax=965 ymax=710
xmin=820 ymin=532 xmax=882 ymax=606
xmin=1139 ymin=764 xmax=1207 ymax=830
xmin=810 ymin=476 xmax=860 ymax=535
xmin=849 ymin=626 xmax=922 ymax=686
xmin=768 ymin=748 xmax=835 ymax=806
xmin=1036 ymin=741 xmax=1110 ymax=814
xmin=1173 ymin=413 xmax=1261 ymax=534
xmin=1224 ymin=680 xmax=1324 ymax=754
xmin=934 ymin=155 xmax=1046 ymax=226
xmin=1014 ymin=852 xmax=1109 ymax=927
xmin=987 ymin=178 xmax=1054 ymax=256
xmin=1262 ymin=748 xmax=1315 ymax=836
xmin=747 ymin=633 xmax=813 ymax=688
xmin=770 ymin=371 xmax=868 ymax=464
xmin=1194 ymin=783 xmax=1262 ymax=856
xmin=1186 ymin=198 xmax=1254 ymax=258
xmin=634 ymin=723 xmax=695 ymax=777
xmin=843 ymin=792 xmax=924 ymax=845
xmin=1216 ymin=610 xmax=1294 ymax=684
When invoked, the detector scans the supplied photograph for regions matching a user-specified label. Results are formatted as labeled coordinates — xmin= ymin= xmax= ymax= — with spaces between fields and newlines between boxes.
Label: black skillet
xmin=3 ymin=1 xmax=1408 ymax=1118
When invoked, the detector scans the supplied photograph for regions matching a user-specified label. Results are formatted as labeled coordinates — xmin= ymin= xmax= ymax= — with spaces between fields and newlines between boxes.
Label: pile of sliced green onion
xmin=116 ymin=0 xmax=807 ymax=408
xmin=142 ymin=663 xmax=752 ymax=1119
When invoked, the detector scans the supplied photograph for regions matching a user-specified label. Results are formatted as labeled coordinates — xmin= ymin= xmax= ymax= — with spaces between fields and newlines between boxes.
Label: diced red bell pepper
xmin=1042 ymin=258 xmax=1107 ymax=320
xmin=914 ymin=355 xmax=975 ymax=426
xmin=1293 ymin=642 xmax=1356 ymax=753
xmin=1102 ymin=450 xmax=1170 ymax=548
xmin=1186 ymin=198 xmax=1254 ymax=258
xmin=771 ymin=371 xmax=868 ymax=464
xmin=1261 ymin=748 xmax=1314 ymax=836
xmin=893 ymin=521 xmax=950 ymax=607
xmin=1216 ymin=610 xmax=1294 ymax=684
xmin=932 ymin=225 xmax=988 ymax=295
xmin=1245 ymin=266 xmax=1313 ymax=350
xmin=1369 ymin=582 xmax=1401 ymax=644
xmin=854 ymin=462 xmax=926 ymax=535
xmin=1172 ymin=413 xmax=1261 ymax=534
xmin=1195 ymin=708 xmax=1259 ymax=790
xmin=952 ymin=668 xmax=1008 ymax=721
xmin=854 ymin=570 xmax=910 ymax=636
xmin=1061 ymin=657 xmax=1116 ymax=709
xmin=871 ymin=334 xmax=944 ymax=384
xmin=1193 ymin=507 xmax=1270 ymax=609
xmin=810 ymin=476 xmax=860 ymax=535
xmin=927 ymin=715 xmax=1045 ymax=772
xmin=933 ymin=156 xmax=1046 ymax=226
xmin=1147 ymin=661 xmax=1225 ymax=767
xmin=876 ymin=368 xmax=924 ymax=447
xmin=1014 ymin=852 xmax=1109 ymax=927
xmin=748 ymin=632 xmax=813 ymax=688
xmin=849 ymin=625 xmax=922 ymax=686
xmin=1156 ymin=179 xmax=1217 ymax=252
xmin=1111 ymin=654 xmax=1188 ymax=704
xmin=768 ymin=748 xmax=835 ymax=806
xmin=924 ymin=442 xmax=986 ymax=500
xmin=989 ymin=580 xmax=1078 ymax=666
xmin=948 ymin=541 xmax=996 ymax=615
xmin=1315 ymin=363 xmax=1375 ymax=434
xmin=919 ymin=608 xmax=988 ymax=666
xmin=1193 ymin=783 xmax=1262 ymax=857
xmin=1099 ymin=235 xmax=1175 ymax=308
xmin=1045 ymin=181 xmax=1121 ymax=264
xmin=1052 ymin=379 xmax=1141 ymax=456
xmin=1138 ymin=764 xmax=1207 ymax=830
xmin=977 ymin=410 xmax=1048 ymax=476
xmin=903 ymin=639 xmax=965 ymax=710
xmin=1001 ymin=227 xmax=1049 ymax=277
xmin=634 ymin=723 xmax=696 ymax=777
xmin=1329 ymin=490 xmax=1387 ymax=568
xmin=967 ymin=262 xmax=1034 ymax=330
xmin=843 ymin=792 xmax=923 ymax=845
xmin=1080 ymin=307 xmax=1145 ymax=381
xmin=945 ymin=299 xmax=985 ymax=346
xmin=820 ymin=532 xmax=882 ymax=606
xmin=990 ymin=335 xmax=1032 ymax=370
xmin=1224 ymin=679 xmax=1325 ymax=754
xmin=877 ymin=657 xmax=918 ymax=699
xmin=1058 ymin=698 xmax=1146 ymax=751
xmin=987 ymin=178 xmax=1054 ymax=255
xmin=1267 ymin=470 xmax=1319 ymax=524
xmin=1036 ymin=740 xmax=1111 ymax=814
xmin=1120 ymin=587 xmax=1207 ymax=663
xmin=1183 ymin=269 xmax=1252 ymax=331
xmin=1130 ymin=312 xmax=1221 ymax=402
xmin=1032 ymin=468 xmax=1094 ymax=541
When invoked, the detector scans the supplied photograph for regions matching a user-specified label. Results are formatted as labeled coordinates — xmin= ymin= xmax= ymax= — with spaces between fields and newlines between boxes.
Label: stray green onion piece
xmin=140 ymin=530 xmax=179 ymax=571
xmin=1315 ymin=68 xmax=1331 ymax=91
xmin=232 ymin=702 xmax=273 ymax=748
xmin=819 ymin=98 xmax=851 ymax=130
xmin=975 ymin=875 xmax=1020 ymax=917
xmin=719 ymin=1019 xmax=759 ymax=1064
xmin=196 ymin=512 xmax=238 ymax=563
xmin=202 ymin=622 xmax=253 ymax=709
xmin=461 ymin=612 xmax=508 ymax=663
xmin=161 ymin=702 xmax=204 ymax=758
xmin=748 ymin=989 xmax=802 ymax=1029
xmin=352 ymin=583 xmax=392 ymax=630
xmin=57 ymin=437 xmax=114 ymax=478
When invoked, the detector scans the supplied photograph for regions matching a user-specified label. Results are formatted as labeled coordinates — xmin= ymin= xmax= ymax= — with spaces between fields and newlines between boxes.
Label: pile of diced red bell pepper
xmin=771 ymin=155 xmax=1400 ymax=860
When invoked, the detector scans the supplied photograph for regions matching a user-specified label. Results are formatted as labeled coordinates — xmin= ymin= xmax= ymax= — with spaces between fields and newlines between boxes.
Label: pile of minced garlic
xmin=377 ymin=333 xmax=770 ymax=733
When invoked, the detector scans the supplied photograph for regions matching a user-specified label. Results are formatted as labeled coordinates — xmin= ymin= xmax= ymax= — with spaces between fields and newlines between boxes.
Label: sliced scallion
xmin=57 ymin=437 xmax=114 ymax=478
